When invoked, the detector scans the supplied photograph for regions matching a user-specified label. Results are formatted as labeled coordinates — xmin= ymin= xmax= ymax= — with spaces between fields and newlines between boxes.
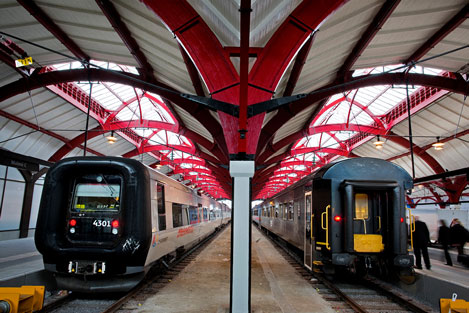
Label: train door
xmin=344 ymin=182 xmax=393 ymax=254
xmin=304 ymin=191 xmax=313 ymax=269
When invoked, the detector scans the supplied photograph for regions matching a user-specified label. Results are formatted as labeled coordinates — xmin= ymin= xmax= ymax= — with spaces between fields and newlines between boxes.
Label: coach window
xmin=275 ymin=206 xmax=279 ymax=218
xmin=288 ymin=201 xmax=294 ymax=220
xmin=355 ymin=193 xmax=369 ymax=219
xmin=203 ymin=208 xmax=208 ymax=221
xmin=295 ymin=201 xmax=300 ymax=220
xmin=189 ymin=206 xmax=199 ymax=224
xmin=284 ymin=203 xmax=288 ymax=220
xmin=172 ymin=203 xmax=184 ymax=228
xmin=209 ymin=209 xmax=215 ymax=220
xmin=157 ymin=183 xmax=166 ymax=231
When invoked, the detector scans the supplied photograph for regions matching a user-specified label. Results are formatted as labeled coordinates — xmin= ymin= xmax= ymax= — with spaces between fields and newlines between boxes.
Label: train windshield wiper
xmin=100 ymin=174 xmax=117 ymax=197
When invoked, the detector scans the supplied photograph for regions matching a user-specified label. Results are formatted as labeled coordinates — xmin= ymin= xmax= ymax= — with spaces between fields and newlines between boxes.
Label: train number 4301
xmin=93 ymin=220 xmax=111 ymax=227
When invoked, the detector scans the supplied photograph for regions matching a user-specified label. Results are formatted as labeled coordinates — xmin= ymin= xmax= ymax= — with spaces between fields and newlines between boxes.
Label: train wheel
xmin=398 ymin=267 xmax=416 ymax=285
xmin=377 ymin=259 xmax=389 ymax=279
xmin=350 ymin=259 xmax=366 ymax=278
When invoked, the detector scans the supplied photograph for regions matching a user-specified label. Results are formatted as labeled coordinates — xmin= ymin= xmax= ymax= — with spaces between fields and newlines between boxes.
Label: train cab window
xmin=157 ymin=183 xmax=166 ymax=231
xmin=355 ymin=193 xmax=369 ymax=220
xmin=71 ymin=175 xmax=121 ymax=213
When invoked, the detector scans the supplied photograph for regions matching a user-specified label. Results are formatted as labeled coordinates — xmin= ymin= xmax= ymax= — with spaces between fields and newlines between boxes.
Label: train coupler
xmin=0 ymin=286 xmax=44 ymax=313
xmin=68 ymin=261 xmax=106 ymax=274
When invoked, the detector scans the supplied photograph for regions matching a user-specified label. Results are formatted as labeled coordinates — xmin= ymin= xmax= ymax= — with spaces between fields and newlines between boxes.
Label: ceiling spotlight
xmin=374 ymin=135 xmax=384 ymax=149
xmin=106 ymin=131 xmax=117 ymax=144
xmin=432 ymin=137 xmax=444 ymax=150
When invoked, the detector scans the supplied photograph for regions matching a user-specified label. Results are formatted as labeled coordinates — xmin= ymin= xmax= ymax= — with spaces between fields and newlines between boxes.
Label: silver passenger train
xmin=35 ymin=157 xmax=230 ymax=292
xmin=253 ymin=157 xmax=414 ymax=278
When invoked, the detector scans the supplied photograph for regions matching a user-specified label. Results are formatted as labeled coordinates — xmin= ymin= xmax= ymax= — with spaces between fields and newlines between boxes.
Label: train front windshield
xmin=71 ymin=174 xmax=122 ymax=213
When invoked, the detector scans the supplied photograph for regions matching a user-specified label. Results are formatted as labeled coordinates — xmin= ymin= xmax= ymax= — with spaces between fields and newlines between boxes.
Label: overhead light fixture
xmin=106 ymin=131 xmax=117 ymax=144
xmin=432 ymin=137 xmax=444 ymax=150
xmin=374 ymin=135 xmax=384 ymax=149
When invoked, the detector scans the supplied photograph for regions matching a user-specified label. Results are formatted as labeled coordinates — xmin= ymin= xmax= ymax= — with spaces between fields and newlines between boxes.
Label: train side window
xmin=189 ymin=206 xmax=199 ymax=224
xmin=284 ymin=203 xmax=288 ymax=220
xmin=203 ymin=208 xmax=208 ymax=221
xmin=275 ymin=206 xmax=279 ymax=218
xmin=172 ymin=203 xmax=184 ymax=228
xmin=355 ymin=193 xmax=369 ymax=219
xmin=157 ymin=184 xmax=166 ymax=231
xmin=295 ymin=201 xmax=300 ymax=220
xmin=288 ymin=201 xmax=294 ymax=220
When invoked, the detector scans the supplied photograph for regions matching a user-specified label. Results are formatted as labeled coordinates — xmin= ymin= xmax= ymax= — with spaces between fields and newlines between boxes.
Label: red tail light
xmin=334 ymin=215 xmax=342 ymax=222
xmin=400 ymin=217 xmax=404 ymax=223
xmin=112 ymin=220 xmax=119 ymax=228
xmin=69 ymin=219 xmax=77 ymax=227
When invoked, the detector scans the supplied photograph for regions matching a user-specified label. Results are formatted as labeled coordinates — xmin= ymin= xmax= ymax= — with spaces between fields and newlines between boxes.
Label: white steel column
xmin=229 ymin=160 xmax=254 ymax=313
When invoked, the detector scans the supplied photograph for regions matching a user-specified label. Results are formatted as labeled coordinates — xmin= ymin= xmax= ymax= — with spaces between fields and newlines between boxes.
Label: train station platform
xmin=1 ymin=228 xmax=468 ymax=312
xmin=135 ymin=224 xmax=335 ymax=313
xmin=0 ymin=237 xmax=41 ymax=282
xmin=0 ymin=237 xmax=54 ymax=289
xmin=402 ymin=247 xmax=469 ymax=309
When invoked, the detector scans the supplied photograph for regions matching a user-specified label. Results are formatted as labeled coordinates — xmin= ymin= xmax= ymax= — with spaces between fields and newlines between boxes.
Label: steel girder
xmin=0 ymin=109 xmax=103 ymax=159
xmin=143 ymin=0 xmax=347 ymax=155
xmin=17 ymin=0 xmax=89 ymax=62
xmin=337 ymin=0 xmax=401 ymax=77
xmin=0 ymin=68 xmax=228 ymax=163
xmin=256 ymin=72 xmax=469 ymax=159
xmin=404 ymin=4 xmax=469 ymax=65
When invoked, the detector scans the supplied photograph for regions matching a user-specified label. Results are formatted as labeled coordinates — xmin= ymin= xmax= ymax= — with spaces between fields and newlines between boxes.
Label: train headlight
xmin=112 ymin=228 xmax=118 ymax=235
xmin=70 ymin=227 xmax=76 ymax=234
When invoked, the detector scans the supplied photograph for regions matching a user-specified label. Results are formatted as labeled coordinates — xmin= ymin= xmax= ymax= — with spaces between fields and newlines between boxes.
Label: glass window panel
xmin=71 ymin=183 xmax=120 ymax=212
xmin=0 ymin=181 xmax=24 ymax=230
xmin=355 ymin=193 xmax=368 ymax=220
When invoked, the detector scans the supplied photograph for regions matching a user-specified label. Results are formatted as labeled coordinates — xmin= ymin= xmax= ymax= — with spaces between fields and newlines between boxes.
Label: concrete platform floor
xmin=134 ymin=224 xmax=334 ymax=313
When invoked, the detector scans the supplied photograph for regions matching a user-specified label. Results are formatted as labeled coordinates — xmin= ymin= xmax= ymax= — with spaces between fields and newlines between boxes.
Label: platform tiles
xmin=0 ymin=237 xmax=44 ymax=284
xmin=134 ymin=224 xmax=335 ymax=313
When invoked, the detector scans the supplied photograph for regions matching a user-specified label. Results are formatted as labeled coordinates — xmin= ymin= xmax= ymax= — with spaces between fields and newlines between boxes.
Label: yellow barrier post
xmin=440 ymin=293 xmax=469 ymax=313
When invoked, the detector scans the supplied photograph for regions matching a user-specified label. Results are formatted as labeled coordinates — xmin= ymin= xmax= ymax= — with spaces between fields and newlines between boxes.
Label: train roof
xmin=314 ymin=157 xmax=413 ymax=186
xmin=260 ymin=157 xmax=413 ymax=204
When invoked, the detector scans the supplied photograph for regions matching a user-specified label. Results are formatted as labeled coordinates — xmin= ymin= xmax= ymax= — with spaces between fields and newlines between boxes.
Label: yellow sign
xmin=15 ymin=56 xmax=33 ymax=67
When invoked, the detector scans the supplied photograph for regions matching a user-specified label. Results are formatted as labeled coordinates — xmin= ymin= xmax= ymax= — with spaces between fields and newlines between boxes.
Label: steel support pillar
xmin=229 ymin=160 xmax=254 ymax=313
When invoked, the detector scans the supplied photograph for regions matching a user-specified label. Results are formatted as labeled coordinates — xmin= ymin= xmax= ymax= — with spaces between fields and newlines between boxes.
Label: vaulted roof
xmin=0 ymin=0 xmax=468 ymax=203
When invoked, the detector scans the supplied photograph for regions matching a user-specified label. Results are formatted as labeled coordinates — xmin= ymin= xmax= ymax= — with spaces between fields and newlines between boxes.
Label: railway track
xmin=39 ymin=224 xmax=228 ymax=313
xmin=260 ymin=226 xmax=434 ymax=313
